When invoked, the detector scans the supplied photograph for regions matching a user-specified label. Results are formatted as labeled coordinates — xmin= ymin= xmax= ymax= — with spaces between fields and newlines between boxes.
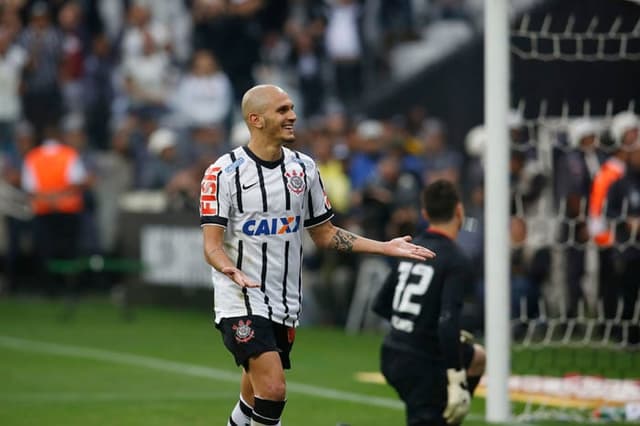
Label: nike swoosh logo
xmin=242 ymin=182 xmax=258 ymax=190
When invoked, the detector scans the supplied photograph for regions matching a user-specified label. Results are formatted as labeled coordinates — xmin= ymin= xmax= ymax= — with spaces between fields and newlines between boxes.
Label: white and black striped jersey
xmin=200 ymin=145 xmax=334 ymax=327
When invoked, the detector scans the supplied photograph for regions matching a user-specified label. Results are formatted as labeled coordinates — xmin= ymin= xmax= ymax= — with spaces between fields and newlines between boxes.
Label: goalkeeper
xmin=373 ymin=179 xmax=486 ymax=425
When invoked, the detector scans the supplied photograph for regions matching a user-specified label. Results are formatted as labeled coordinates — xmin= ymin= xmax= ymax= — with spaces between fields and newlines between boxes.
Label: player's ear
xmin=456 ymin=203 xmax=464 ymax=218
xmin=421 ymin=208 xmax=429 ymax=222
xmin=248 ymin=113 xmax=264 ymax=129
xmin=455 ymin=203 xmax=464 ymax=227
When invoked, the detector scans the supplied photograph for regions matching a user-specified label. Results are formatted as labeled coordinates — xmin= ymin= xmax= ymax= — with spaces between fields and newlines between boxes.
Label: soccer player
xmin=199 ymin=84 xmax=436 ymax=426
xmin=373 ymin=179 xmax=486 ymax=426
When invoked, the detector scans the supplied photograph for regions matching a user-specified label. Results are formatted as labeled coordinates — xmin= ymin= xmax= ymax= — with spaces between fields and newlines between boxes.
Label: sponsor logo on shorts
xmin=232 ymin=319 xmax=255 ymax=343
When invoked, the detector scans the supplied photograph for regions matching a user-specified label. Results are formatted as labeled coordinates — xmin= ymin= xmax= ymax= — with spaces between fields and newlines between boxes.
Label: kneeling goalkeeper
xmin=373 ymin=179 xmax=486 ymax=425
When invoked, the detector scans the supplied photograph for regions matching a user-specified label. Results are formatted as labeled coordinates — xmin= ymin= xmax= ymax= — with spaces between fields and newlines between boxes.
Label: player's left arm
xmin=303 ymin=156 xmax=435 ymax=260
xmin=307 ymin=220 xmax=435 ymax=260
xmin=440 ymin=260 xmax=473 ymax=424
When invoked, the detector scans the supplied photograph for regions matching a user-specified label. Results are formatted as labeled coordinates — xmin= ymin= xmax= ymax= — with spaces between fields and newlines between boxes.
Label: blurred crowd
xmin=462 ymin=111 xmax=640 ymax=343
xmin=0 ymin=1 xmax=638 ymax=338
xmin=0 ymin=0 xmax=469 ymax=291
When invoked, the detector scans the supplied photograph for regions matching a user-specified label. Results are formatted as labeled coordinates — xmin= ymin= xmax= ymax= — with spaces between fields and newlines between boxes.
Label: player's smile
xmin=281 ymin=119 xmax=296 ymax=141
xmin=283 ymin=122 xmax=294 ymax=133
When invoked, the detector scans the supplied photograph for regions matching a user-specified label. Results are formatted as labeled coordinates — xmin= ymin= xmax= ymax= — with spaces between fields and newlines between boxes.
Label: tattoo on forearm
xmin=330 ymin=229 xmax=357 ymax=252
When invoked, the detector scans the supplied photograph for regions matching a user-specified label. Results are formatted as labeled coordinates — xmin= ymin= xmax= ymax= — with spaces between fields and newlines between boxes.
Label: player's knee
xmin=258 ymin=380 xmax=287 ymax=401
xmin=468 ymin=344 xmax=486 ymax=376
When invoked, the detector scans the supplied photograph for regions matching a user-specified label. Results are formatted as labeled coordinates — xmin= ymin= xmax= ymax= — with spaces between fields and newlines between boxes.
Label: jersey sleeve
xmin=303 ymin=159 xmax=334 ymax=228
xmin=200 ymin=160 xmax=231 ymax=227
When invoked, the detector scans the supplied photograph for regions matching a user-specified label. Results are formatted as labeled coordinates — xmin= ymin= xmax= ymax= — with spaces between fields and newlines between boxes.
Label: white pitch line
xmin=0 ymin=391 xmax=235 ymax=403
xmin=0 ymin=335 xmax=402 ymax=410
xmin=0 ymin=335 xmax=487 ymax=422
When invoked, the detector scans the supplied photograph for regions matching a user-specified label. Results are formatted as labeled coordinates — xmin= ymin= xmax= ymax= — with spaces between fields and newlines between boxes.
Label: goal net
xmin=498 ymin=2 xmax=640 ymax=421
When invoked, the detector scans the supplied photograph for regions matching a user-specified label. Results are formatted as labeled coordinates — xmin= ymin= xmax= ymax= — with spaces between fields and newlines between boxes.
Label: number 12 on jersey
xmin=391 ymin=261 xmax=434 ymax=332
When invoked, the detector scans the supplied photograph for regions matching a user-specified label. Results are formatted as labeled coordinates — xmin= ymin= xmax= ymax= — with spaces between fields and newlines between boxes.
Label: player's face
xmin=264 ymin=93 xmax=297 ymax=144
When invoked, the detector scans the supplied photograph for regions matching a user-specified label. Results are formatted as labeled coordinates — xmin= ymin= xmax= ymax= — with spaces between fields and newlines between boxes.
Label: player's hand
xmin=221 ymin=266 xmax=260 ymax=288
xmin=443 ymin=368 xmax=471 ymax=425
xmin=385 ymin=236 xmax=436 ymax=260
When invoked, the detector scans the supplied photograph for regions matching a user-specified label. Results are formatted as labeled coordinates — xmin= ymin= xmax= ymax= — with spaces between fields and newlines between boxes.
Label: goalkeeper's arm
xmin=438 ymin=268 xmax=470 ymax=423
xmin=443 ymin=368 xmax=471 ymax=424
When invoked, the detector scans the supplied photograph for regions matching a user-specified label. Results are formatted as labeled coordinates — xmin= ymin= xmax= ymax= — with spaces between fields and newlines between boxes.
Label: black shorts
xmin=218 ymin=315 xmax=296 ymax=370
xmin=380 ymin=342 xmax=476 ymax=426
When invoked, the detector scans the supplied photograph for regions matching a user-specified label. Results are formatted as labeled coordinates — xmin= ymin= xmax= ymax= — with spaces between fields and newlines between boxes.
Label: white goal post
xmin=484 ymin=0 xmax=511 ymax=422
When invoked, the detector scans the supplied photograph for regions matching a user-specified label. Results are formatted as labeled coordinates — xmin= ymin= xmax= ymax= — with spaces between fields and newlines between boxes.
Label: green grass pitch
xmin=0 ymin=297 xmax=632 ymax=425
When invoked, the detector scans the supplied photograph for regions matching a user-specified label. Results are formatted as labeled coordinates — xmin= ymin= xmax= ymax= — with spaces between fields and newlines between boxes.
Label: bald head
xmin=241 ymin=85 xmax=287 ymax=123
xmin=240 ymin=84 xmax=297 ymax=147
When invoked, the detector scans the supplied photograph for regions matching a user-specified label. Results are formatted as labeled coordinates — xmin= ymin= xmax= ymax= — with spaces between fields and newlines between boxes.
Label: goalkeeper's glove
xmin=460 ymin=329 xmax=475 ymax=345
xmin=443 ymin=368 xmax=471 ymax=425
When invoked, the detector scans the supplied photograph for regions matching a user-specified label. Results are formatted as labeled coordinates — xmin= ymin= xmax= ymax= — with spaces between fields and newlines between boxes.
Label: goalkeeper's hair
xmin=421 ymin=179 xmax=460 ymax=223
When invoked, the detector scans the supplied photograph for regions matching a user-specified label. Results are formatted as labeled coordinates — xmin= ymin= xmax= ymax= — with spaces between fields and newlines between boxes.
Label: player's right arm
xmin=200 ymin=159 xmax=259 ymax=288
xmin=202 ymin=225 xmax=259 ymax=288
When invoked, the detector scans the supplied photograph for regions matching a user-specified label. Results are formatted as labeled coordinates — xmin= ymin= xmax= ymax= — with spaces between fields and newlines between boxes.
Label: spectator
xmin=349 ymin=119 xmax=385 ymax=192
xmin=0 ymin=29 xmax=27 ymax=155
xmin=165 ymin=157 xmax=210 ymax=212
xmin=172 ymin=50 xmax=232 ymax=129
xmin=92 ymin=120 xmax=135 ymax=254
xmin=606 ymin=135 xmax=640 ymax=346
xmin=360 ymin=151 xmax=420 ymax=240
xmin=379 ymin=0 xmax=416 ymax=50
xmin=140 ymin=127 xmax=181 ymax=190
xmin=61 ymin=114 xmax=101 ymax=256
xmin=121 ymin=30 xmax=173 ymax=119
xmin=185 ymin=125 xmax=226 ymax=164
xmin=420 ymin=119 xmax=462 ymax=185
xmin=21 ymin=121 xmax=88 ymax=298
xmin=290 ymin=31 xmax=325 ymax=119
xmin=0 ymin=3 xmax=23 ymax=41
xmin=133 ymin=0 xmax=193 ymax=64
xmin=588 ymin=111 xmax=639 ymax=320
xmin=324 ymin=0 xmax=364 ymax=109
xmin=120 ymin=4 xmax=171 ymax=63
xmin=83 ymin=32 xmax=115 ymax=149
xmin=18 ymin=1 xmax=64 ymax=137
xmin=192 ymin=0 xmax=263 ymax=103
xmin=58 ymin=1 xmax=87 ymax=115
xmin=556 ymin=119 xmax=605 ymax=317
xmin=311 ymin=132 xmax=351 ymax=216
xmin=1 ymin=121 xmax=35 ymax=294
xmin=510 ymin=216 xmax=544 ymax=319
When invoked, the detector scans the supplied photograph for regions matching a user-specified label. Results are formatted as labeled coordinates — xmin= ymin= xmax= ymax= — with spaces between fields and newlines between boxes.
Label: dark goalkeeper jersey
xmin=373 ymin=229 xmax=474 ymax=370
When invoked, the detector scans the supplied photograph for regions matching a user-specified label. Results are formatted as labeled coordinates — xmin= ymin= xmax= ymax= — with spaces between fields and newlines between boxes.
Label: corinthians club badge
xmin=232 ymin=319 xmax=255 ymax=343
xmin=285 ymin=169 xmax=306 ymax=195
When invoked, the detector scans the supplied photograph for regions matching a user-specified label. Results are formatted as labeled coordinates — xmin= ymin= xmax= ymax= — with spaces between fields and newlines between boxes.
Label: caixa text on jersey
xmin=242 ymin=216 xmax=301 ymax=236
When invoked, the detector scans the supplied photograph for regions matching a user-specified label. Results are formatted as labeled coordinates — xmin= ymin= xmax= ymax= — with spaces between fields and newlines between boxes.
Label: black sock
xmin=251 ymin=397 xmax=286 ymax=425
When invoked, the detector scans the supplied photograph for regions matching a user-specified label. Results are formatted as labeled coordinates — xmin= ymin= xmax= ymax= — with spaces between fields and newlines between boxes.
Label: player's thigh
xmin=381 ymin=346 xmax=447 ymax=424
